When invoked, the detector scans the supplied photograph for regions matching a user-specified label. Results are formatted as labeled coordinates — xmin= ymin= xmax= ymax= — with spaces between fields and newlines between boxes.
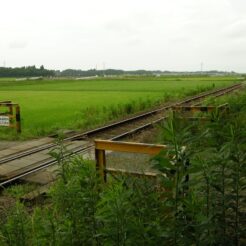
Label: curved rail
xmin=0 ymin=82 xmax=242 ymax=165
xmin=0 ymin=82 xmax=243 ymax=187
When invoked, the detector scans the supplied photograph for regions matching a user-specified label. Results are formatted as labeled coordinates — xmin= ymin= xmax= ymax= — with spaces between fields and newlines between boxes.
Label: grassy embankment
xmin=0 ymin=76 xmax=242 ymax=140
xmin=1 ymin=89 xmax=245 ymax=245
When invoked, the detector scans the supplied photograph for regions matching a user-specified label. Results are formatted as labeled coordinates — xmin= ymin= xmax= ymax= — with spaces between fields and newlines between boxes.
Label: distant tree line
xmin=0 ymin=66 xmax=55 ymax=77
xmin=56 ymin=69 xmax=239 ymax=77
xmin=0 ymin=65 xmax=241 ymax=78
xmin=56 ymin=69 xmax=155 ymax=77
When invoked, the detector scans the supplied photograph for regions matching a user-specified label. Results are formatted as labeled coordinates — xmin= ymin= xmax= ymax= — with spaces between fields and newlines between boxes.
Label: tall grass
xmin=0 ymin=91 xmax=245 ymax=245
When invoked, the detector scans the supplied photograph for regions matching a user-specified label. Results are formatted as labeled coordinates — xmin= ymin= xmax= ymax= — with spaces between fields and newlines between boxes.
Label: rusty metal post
xmin=15 ymin=105 xmax=21 ymax=133
xmin=191 ymin=107 xmax=196 ymax=114
xmin=95 ymin=148 xmax=106 ymax=182
xmin=9 ymin=104 xmax=13 ymax=116
xmin=8 ymin=104 xmax=13 ymax=127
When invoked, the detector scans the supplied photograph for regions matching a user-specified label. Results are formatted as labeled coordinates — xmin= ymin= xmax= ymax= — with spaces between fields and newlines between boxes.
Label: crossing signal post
xmin=0 ymin=101 xmax=21 ymax=133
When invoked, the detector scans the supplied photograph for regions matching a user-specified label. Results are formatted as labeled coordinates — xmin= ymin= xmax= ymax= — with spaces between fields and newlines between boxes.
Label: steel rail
xmin=67 ymin=82 xmax=243 ymax=140
xmin=0 ymin=145 xmax=93 ymax=186
xmin=0 ymin=117 xmax=169 ymax=187
xmin=0 ymin=82 xmax=243 ymax=187
xmin=0 ymin=83 xmax=242 ymax=166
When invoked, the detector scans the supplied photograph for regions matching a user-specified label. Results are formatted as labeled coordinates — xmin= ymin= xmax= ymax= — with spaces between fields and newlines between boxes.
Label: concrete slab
xmin=20 ymin=147 xmax=95 ymax=184
xmin=0 ymin=137 xmax=55 ymax=158
xmin=0 ymin=140 xmax=91 ymax=181
xmin=22 ymin=170 xmax=56 ymax=185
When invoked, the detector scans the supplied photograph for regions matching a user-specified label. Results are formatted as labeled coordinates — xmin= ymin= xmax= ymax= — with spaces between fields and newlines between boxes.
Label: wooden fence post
xmin=95 ymin=148 xmax=106 ymax=182
xmin=15 ymin=105 xmax=21 ymax=133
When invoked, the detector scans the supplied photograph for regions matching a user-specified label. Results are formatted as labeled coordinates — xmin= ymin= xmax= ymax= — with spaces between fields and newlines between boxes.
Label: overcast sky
xmin=0 ymin=0 xmax=246 ymax=72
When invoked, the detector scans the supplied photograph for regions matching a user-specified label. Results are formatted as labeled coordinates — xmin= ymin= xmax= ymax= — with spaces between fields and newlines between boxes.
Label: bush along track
xmin=0 ymin=92 xmax=245 ymax=245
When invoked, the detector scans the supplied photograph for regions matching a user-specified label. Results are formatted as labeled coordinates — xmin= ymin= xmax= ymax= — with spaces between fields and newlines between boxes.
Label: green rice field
xmin=0 ymin=76 xmax=243 ymax=140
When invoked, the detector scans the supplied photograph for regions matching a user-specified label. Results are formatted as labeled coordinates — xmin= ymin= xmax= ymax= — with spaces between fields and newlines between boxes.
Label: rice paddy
xmin=0 ymin=76 xmax=242 ymax=139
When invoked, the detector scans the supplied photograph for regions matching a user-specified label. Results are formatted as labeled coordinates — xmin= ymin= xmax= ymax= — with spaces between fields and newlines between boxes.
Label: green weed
xmin=0 ymin=90 xmax=245 ymax=245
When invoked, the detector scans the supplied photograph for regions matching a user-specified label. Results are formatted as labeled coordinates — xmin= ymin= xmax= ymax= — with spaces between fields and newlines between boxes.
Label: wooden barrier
xmin=0 ymin=102 xmax=21 ymax=133
xmin=172 ymin=103 xmax=229 ymax=114
xmin=94 ymin=140 xmax=167 ymax=182
xmin=94 ymin=104 xmax=229 ymax=184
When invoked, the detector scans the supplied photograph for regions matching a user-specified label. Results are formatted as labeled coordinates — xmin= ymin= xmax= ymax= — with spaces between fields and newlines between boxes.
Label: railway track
xmin=0 ymin=82 xmax=243 ymax=187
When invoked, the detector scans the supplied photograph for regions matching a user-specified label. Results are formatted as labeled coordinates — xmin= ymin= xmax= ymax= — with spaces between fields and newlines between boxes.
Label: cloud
xmin=126 ymin=37 xmax=143 ymax=47
xmin=222 ymin=19 xmax=246 ymax=39
xmin=8 ymin=41 xmax=28 ymax=49
xmin=105 ymin=19 xmax=135 ymax=35
xmin=1 ymin=0 xmax=246 ymax=72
